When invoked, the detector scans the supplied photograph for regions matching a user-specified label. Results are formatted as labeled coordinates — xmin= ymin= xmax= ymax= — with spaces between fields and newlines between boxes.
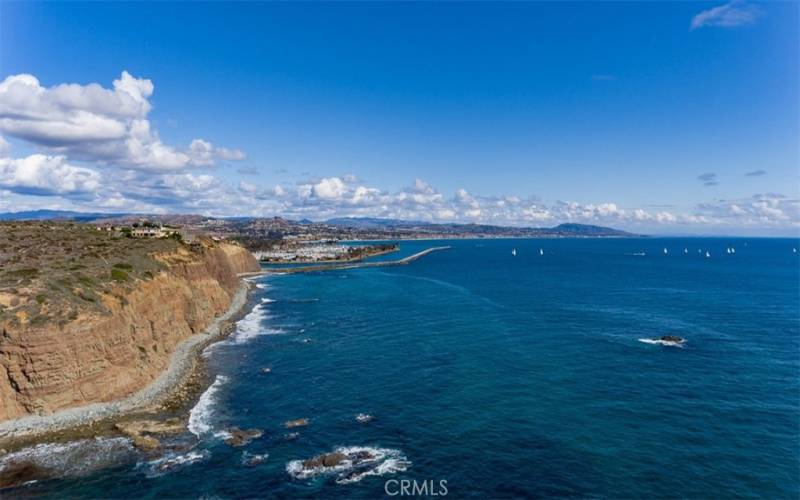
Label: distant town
xmin=2 ymin=210 xmax=640 ymax=264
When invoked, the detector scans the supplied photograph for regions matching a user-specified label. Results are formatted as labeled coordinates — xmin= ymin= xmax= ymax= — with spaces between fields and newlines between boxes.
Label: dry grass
xmin=0 ymin=222 xmax=182 ymax=328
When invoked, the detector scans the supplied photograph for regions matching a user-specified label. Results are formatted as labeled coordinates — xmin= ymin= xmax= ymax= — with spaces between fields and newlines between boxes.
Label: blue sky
xmin=0 ymin=1 xmax=797 ymax=234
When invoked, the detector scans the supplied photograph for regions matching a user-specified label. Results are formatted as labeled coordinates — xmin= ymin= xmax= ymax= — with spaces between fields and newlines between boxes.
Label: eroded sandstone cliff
xmin=0 ymin=240 xmax=259 ymax=421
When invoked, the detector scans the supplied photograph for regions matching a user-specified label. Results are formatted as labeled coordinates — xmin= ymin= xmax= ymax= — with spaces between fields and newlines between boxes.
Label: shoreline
xmin=0 ymin=280 xmax=254 ymax=452
xmin=241 ymin=246 xmax=450 ymax=276
xmin=258 ymin=245 xmax=399 ymax=265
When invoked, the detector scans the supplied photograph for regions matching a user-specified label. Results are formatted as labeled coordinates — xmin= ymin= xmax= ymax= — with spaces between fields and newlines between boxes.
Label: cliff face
xmin=0 ymin=242 xmax=259 ymax=422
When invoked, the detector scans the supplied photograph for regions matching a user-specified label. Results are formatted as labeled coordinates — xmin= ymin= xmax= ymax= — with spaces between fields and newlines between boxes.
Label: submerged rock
xmin=223 ymin=427 xmax=264 ymax=447
xmin=284 ymin=418 xmax=309 ymax=429
xmin=0 ymin=462 xmax=47 ymax=489
xmin=287 ymin=446 xmax=409 ymax=484
xmin=114 ymin=417 xmax=186 ymax=452
xmin=242 ymin=452 xmax=269 ymax=467
xmin=302 ymin=452 xmax=346 ymax=469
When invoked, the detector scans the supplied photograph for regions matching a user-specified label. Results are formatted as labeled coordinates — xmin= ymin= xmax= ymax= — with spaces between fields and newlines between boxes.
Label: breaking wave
xmin=286 ymin=446 xmax=410 ymax=485
xmin=638 ymin=338 xmax=685 ymax=348
xmin=0 ymin=437 xmax=136 ymax=487
xmin=140 ymin=449 xmax=209 ymax=477
xmin=188 ymin=375 xmax=229 ymax=437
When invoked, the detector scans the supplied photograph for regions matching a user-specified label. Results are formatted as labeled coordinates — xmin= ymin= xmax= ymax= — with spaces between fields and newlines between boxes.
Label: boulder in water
xmin=284 ymin=418 xmax=309 ymax=429
xmin=0 ymin=462 xmax=48 ymax=489
xmin=224 ymin=427 xmax=264 ymax=447
xmin=242 ymin=452 xmax=268 ymax=467
xmin=114 ymin=417 xmax=186 ymax=452
xmin=303 ymin=452 xmax=346 ymax=469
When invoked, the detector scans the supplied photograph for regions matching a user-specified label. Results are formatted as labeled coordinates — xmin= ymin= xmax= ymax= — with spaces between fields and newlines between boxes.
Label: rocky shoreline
xmin=0 ymin=280 xmax=255 ymax=453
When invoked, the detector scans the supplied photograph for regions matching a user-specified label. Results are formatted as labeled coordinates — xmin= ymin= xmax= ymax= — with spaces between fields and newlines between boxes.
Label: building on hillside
xmin=131 ymin=227 xmax=160 ymax=238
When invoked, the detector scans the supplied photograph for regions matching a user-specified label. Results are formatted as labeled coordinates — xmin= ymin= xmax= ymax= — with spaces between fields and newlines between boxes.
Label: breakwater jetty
xmin=239 ymin=246 xmax=451 ymax=276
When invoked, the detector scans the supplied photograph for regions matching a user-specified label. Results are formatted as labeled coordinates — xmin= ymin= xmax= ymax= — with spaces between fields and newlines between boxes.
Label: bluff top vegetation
xmin=0 ymin=222 xmax=182 ymax=328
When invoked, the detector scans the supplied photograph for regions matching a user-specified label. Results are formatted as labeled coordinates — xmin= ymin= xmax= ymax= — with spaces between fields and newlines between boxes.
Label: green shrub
xmin=7 ymin=268 xmax=38 ymax=279
xmin=110 ymin=268 xmax=129 ymax=282
xmin=77 ymin=275 xmax=95 ymax=286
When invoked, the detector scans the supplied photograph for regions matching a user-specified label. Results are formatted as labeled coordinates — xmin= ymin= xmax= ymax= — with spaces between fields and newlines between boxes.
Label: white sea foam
xmin=261 ymin=297 xmax=275 ymax=303
xmin=230 ymin=303 xmax=270 ymax=344
xmin=241 ymin=451 xmax=269 ymax=467
xmin=0 ymin=437 xmax=136 ymax=481
xmin=638 ymin=338 xmax=685 ymax=348
xmin=141 ymin=449 xmax=209 ymax=477
xmin=286 ymin=446 xmax=410 ymax=484
xmin=188 ymin=375 xmax=229 ymax=437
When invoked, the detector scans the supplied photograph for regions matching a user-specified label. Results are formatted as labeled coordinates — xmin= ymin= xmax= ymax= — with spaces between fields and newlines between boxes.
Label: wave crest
xmin=286 ymin=446 xmax=410 ymax=484
xmin=188 ymin=375 xmax=229 ymax=437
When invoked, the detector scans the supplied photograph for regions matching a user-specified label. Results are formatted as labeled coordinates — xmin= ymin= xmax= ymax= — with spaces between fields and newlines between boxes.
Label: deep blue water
xmin=5 ymin=238 xmax=800 ymax=498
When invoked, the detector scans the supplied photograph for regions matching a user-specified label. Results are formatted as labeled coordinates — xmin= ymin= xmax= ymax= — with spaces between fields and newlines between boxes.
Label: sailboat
xmin=684 ymin=248 xmax=688 ymax=254
xmin=511 ymin=248 xmax=517 ymax=256
xmin=726 ymin=247 xmax=731 ymax=254
xmin=731 ymin=247 xmax=736 ymax=254
xmin=663 ymin=248 xmax=668 ymax=255
xmin=539 ymin=248 xmax=544 ymax=256
xmin=705 ymin=250 xmax=711 ymax=258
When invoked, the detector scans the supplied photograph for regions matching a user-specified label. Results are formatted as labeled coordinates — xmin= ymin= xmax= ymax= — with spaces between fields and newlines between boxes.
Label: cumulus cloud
xmin=0 ymin=154 xmax=101 ymax=196
xmin=745 ymin=169 xmax=767 ymax=177
xmin=691 ymin=1 xmax=762 ymax=30
xmin=0 ymin=72 xmax=245 ymax=171
xmin=697 ymin=172 xmax=718 ymax=186
xmin=696 ymin=193 xmax=799 ymax=227
xmin=0 ymin=166 xmax=797 ymax=232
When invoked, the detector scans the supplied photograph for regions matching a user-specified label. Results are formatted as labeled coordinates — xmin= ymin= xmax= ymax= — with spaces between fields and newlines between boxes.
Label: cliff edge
xmin=0 ymin=223 xmax=259 ymax=422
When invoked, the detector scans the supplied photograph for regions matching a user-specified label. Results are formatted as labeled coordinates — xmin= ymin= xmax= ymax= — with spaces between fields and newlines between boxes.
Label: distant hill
xmin=550 ymin=223 xmax=633 ymax=237
xmin=325 ymin=217 xmax=432 ymax=229
xmin=0 ymin=210 xmax=124 ymax=222
xmin=324 ymin=217 xmax=637 ymax=237
xmin=0 ymin=211 xmax=641 ymax=238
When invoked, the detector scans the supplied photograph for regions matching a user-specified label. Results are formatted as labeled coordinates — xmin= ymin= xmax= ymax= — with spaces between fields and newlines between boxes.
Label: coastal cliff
xmin=0 ymin=224 xmax=259 ymax=422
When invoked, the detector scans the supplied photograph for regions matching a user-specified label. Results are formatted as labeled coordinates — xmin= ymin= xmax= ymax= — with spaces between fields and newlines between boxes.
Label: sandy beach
xmin=0 ymin=280 xmax=254 ymax=450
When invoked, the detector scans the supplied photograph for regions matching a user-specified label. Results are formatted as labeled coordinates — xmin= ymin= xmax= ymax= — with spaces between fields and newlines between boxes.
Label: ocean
xmin=3 ymin=238 xmax=799 ymax=498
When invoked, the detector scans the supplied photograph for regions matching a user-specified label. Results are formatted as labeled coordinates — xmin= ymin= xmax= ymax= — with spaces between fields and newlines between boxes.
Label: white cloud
xmin=691 ymin=1 xmax=762 ymax=30
xmin=0 ymin=72 xmax=245 ymax=171
xmin=0 ymin=154 xmax=101 ymax=196
xmin=311 ymin=177 xmax=348 ymax=200
xmin=0 ymin=167 xmax=796 ymax=233
xmin=696 ymin=193 xmax=800 ymax=227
